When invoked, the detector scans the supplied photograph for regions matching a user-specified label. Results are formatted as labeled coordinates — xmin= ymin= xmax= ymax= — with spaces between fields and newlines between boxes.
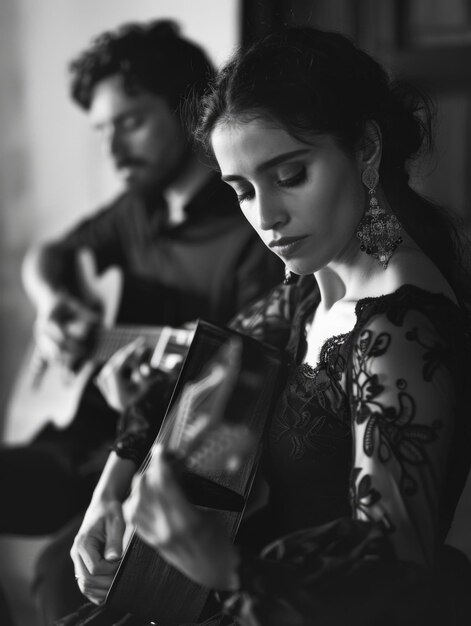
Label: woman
xmin=67 ymin=27 xmax=471 ymax=626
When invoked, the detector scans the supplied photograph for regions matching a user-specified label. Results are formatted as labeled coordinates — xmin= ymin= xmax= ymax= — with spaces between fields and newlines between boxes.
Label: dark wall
xmin=240 ymin=0 xmax=471 ymax=220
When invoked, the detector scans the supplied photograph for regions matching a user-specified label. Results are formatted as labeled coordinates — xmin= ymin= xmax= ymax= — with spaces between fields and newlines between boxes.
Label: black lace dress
xmin=107 ymin=276 xmax=471 ymax=626
xmin=217 ymin=276 xmax=471 ymax=625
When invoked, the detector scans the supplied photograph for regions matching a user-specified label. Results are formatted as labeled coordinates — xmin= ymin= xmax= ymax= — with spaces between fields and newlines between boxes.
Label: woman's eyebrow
xmin=221 ymin=148 xmax=310 ymax=182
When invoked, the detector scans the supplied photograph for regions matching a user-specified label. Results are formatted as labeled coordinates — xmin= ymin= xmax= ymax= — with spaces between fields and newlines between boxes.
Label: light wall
xmin=15 ymin=0 xmax=241 ymax=242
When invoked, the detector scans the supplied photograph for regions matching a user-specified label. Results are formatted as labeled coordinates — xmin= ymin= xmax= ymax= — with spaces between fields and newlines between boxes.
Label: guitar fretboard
xmin=91 ymin=325 xmax=194 ymax=364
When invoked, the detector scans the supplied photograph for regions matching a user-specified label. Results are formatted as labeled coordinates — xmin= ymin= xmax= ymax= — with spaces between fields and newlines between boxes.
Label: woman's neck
xmin=313 ymin=187 xmax=421 ymax=310
xmin=314 ymin=250 xmax=380 ymax=312
xmin=314 ymin=235 xmax=441 ymax=315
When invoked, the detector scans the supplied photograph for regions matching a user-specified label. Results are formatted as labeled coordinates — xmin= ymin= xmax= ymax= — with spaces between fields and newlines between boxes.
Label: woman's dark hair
xmin=196 ymin=26 xmax=471 ymax=307
xmin=69 ymin=19 xmax=215 ymax=120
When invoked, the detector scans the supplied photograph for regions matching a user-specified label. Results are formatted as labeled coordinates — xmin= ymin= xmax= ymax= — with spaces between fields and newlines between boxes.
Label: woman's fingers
xmin=127 ymin=447 xmax=199 ymax=548
xmin=75 ymin=570 xmax=115 ymax=605
xmin=95 ymin=337 xmax=154 ymax=410
xmin=103 ymin=511 xmax=125 ymax=561
xmin=125 ymin=445 xmax=240 ymax=589
xmin=98 ymin=337 xmax=147 ymax=382
xmin=72 ymin=535 xmax=121 ymax=604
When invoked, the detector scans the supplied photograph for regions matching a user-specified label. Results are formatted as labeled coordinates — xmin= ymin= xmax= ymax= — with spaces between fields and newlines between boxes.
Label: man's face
xmin=88 ymin=74 xmax=188 ymax=193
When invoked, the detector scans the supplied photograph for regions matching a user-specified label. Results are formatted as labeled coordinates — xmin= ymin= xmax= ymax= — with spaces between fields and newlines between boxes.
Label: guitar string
xmin=138 ymin=341 xmax=240 ymax=480
xmin=92 ymin=326 xmax=192 ymax=362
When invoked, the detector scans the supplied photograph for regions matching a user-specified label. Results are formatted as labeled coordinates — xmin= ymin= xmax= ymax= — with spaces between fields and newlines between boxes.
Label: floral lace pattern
xmin=269 ymin=337 xmax=350 ymax=462
xmin=223 ymin=282 xmax=471 ymax=625
xmin=351 ymin=327 xmax=442 ymax=496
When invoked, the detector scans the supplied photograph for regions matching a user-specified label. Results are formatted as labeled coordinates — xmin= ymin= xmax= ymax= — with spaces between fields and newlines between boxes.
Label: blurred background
xmin=0 ymin=1 xmax=470 ymax=624
xmin=0 ymin=0 xmax=241 ymax=422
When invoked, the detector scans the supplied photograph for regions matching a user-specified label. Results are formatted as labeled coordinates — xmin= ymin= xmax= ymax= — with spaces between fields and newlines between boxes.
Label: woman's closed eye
xmin=228 ymin=166 xmax=307 ymax=204
xmin=277 ymin=166 xmax=307 ymax=188
xmin=231 ymin=185 xmax=254 ymax=204
xmin=237 ymin=190 xmax=254 ymax=203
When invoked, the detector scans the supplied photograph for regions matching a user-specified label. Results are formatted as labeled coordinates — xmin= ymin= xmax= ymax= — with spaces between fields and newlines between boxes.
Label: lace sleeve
xmin=349 ymin=307 xmax=458 ymax=566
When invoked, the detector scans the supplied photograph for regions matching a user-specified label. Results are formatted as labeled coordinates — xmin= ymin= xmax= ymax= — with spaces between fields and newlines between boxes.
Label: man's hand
xmin=34 ymin=291 xmax=100 ymax=370
xmin=70 ymin=499 xmax=125 ymax=605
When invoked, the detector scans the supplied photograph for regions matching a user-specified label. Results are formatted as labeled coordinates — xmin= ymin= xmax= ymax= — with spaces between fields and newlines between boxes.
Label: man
xmin=2 ymin=19 xmax=282 ymax=625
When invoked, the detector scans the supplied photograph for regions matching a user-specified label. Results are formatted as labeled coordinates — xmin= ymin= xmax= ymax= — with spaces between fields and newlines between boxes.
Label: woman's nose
xmin=257 ymin=193 xmax=288 ymax=232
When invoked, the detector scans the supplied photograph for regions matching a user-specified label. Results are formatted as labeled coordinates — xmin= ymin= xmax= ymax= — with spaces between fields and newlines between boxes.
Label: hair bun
xmin=146 ymin=19 xmax=180 ymax=39
xmin=380 ymin=81 xmax=435 ymax=169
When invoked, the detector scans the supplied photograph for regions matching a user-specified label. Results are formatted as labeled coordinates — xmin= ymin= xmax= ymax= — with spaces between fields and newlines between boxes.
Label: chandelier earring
xmin=356 ymin=164 xmax=403 ymax=269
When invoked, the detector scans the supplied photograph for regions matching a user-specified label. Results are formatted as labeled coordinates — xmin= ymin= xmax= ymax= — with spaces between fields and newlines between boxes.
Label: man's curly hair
xmin=69 ymin=19 xmax=215 ymax=115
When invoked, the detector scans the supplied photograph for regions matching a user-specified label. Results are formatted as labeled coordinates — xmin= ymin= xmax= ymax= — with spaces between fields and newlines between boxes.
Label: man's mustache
xmin=115 ymin=157 xmax=147 ymax=169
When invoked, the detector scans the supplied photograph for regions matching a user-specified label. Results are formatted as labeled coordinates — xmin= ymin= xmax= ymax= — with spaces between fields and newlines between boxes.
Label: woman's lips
xmin=268 ymin=235 xmax=309 ymax=257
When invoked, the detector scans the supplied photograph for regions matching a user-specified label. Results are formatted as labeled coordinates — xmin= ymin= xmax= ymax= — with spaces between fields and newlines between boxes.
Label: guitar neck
xmin=90 ymin=325 xmax=193 ymax=366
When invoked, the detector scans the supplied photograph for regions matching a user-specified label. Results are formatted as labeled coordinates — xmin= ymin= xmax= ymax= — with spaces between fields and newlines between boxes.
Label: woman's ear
xmin=358 ymin=120 xmax=382 ymax=169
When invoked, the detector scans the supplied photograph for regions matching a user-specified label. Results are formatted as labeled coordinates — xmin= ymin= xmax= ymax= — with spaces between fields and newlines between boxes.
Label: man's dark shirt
xmin=61 ymin=175 xmax=283 ymax=326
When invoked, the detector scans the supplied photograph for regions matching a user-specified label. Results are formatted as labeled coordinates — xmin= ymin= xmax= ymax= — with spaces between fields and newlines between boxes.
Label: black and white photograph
xmin=0 ymin=2 xmax=470 ymax=625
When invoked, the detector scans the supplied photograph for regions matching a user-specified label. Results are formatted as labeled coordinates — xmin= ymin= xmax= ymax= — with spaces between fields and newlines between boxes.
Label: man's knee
xmin=33 ymin=515 xmax=83 ymax=589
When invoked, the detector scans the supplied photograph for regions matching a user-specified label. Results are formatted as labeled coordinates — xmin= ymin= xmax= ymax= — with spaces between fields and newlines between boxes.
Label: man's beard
xmin=123 ymin=144 xmax=194 ymax=201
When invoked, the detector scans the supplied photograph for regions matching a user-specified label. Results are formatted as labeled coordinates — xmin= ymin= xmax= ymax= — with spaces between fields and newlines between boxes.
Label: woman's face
xmin=211 ymin=117 xmax=366 ymax=276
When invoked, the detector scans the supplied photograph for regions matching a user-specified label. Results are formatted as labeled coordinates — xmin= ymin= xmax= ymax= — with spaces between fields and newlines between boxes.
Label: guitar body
xmin=3 ymin=347 xmax=98 ymax=443
xmin=106 ymin=320 xmax=285 ymax=625
xmin=3 ymin=249 xmax=193 ymax=444
xmin=3 ymin=250 xmax=122 ymax=444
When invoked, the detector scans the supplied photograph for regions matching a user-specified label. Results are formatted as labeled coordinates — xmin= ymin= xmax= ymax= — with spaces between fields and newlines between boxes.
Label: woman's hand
xmin=95 ymin=338 xmax=157 ymax=412
xmin=126 ymin=445 xmax=241 ymax=591
xmin=70 ymin=498 xmax=126 ymax=605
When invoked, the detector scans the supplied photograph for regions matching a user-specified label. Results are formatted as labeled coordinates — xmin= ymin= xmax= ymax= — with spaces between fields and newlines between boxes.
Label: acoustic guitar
xmin=105 ymin=320 xmax=285 ymax=625
xmin=3 ymin=249 xmax=194 ymax=444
